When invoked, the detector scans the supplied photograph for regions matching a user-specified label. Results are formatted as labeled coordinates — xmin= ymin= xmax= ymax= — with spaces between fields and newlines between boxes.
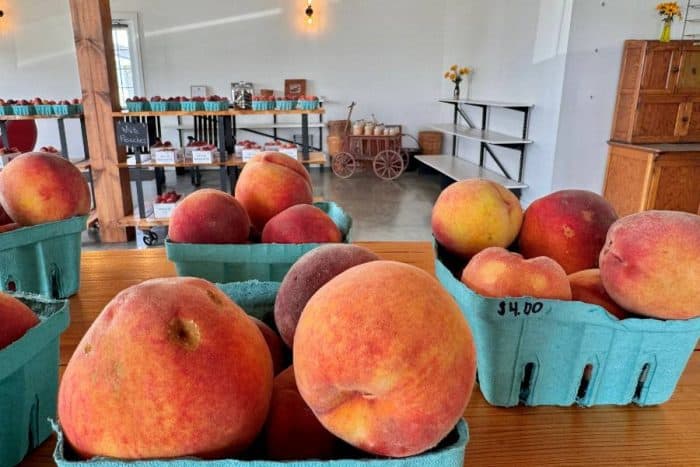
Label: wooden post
xmin=69 ymin=0 xmax=133 ymax=242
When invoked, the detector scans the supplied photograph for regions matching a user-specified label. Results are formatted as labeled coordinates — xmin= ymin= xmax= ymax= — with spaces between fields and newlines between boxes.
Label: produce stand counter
xmin=19 ymin=243 xmax=700 ymax=466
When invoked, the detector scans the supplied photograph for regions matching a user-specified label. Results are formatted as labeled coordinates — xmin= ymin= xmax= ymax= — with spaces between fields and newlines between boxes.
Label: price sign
xmin=116 ymin=121 xmax=148 ymax=147
xmin=279 ymin=148 xmax=298 ymax=158
xmin=154 ymin=151 xmax=177 ymax=164
xmin=497 ymin=300 xmax=544 ymax=317
xmin=192 ymin=150 xmax=215 ymax=164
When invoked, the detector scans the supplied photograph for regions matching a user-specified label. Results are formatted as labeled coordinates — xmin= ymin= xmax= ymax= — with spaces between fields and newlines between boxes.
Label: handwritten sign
xmin=497 ymin=300 xmax=543 ymax=317
xmin=116 ymin=121 xmax=148 ymax=147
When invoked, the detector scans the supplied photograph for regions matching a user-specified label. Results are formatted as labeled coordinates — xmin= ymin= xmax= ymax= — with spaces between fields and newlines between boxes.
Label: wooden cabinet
xmin=612 ymin=40 xmax=700 ymax=143
xmin=603 ymin=142 xmax=700 ymax=217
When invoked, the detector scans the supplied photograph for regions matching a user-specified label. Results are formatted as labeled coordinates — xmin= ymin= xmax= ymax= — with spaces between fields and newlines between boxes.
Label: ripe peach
xmin=235 ymin=152 xmax=313 ymax=231
xmin=58 ymin=277 xmax=273 ymax=459
xmin=0 ymin=293 xmax=39 ymax=349
xmin=432 ymin=179 xmax=523 ymax=258
xmin=0 ymin=152 xmax=90 ymax=226
xmin=519 ymin=190 xmax=618 ymax=274
xmin=599 ymin=210 xmax=700 ymax=319
xmin=263 ymin=366 xmax=338 ymax=460
xmin=261 ymin=204 xmax=341 ymax=244
xmin=168 ymin=189 xmax=250 ymax=244
xmin=274 ymin=244 xmax=379 ymax=348
xmin=294 ymin=261 xmax=476 ymax=457
xmin=568 ymin=269 xmax=628 ymax=319
xmin=461 ymin=247 xmax=572 ymax=300
xmin=250 ymin=316 xmax=286 ymax=375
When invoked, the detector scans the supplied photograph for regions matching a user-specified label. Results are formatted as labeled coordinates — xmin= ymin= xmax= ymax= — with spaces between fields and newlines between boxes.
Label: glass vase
xmin=660 ymin=21 xmax=672 ymax=43
xmin=453 ymin=82 xmax=461 ymax=100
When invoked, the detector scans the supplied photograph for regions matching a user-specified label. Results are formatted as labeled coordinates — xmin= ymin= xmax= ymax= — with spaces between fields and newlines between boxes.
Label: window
xmin=111 ymin=13 xmax=145 ymax=107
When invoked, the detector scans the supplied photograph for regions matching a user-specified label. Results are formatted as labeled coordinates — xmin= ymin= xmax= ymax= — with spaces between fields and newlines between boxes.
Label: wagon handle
xmin=344 ymin=102 xmax=356 ymax=135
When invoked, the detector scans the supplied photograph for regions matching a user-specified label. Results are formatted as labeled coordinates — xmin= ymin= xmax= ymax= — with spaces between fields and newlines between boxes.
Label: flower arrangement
xmin=656 ymin=2 xmax=682 ymax=42
xmin=444 ymin=64 xmax=472 ymax=99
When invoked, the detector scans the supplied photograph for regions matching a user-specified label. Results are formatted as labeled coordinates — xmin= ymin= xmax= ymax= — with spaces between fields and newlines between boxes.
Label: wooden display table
xmin=20 ymin=244 xmax=700 ymax=466
xmin=603 ymin=141 xmax=700 ymax=217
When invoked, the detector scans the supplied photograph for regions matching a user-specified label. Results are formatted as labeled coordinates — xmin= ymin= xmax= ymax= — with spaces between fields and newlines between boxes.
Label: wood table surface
xmin=19 ymin=243 xmax=700 ymax=466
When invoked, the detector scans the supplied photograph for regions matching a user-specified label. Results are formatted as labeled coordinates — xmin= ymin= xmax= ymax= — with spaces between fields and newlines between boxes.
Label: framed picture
xmin=190 ymin=85 xmax=208 ymax=98
xmin=284 ymin=79 xmax=306 ymax=99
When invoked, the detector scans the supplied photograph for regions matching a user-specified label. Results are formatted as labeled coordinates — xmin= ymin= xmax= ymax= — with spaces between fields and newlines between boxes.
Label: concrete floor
xmin=82 ymin=166 xmax=443 ymax=250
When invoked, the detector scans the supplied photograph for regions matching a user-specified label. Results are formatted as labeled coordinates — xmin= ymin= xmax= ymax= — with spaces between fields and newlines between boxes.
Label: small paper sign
xmin=154 ymin=150 xmax=177 ymax=164
xmin=192 ymin=150 xmax=215 ymax=164
xmin=153 ymin=203 xmax=178 ymax=219
xmin=242 ymin=148 xmax=261 ymax=161
xmin=116 ymin=121 xmax=148 ymax=147
xmin=280 ymin=148 xmax=298 ymax=158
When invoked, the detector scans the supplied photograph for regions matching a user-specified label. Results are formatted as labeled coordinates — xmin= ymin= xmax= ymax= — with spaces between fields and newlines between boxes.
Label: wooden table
xmin=20 ymin=243 xmax=700 ymax=466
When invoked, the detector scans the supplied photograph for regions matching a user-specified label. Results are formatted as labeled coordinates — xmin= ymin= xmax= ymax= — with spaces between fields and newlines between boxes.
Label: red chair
xmin=0 ymin=120 xmax=38 ymax=152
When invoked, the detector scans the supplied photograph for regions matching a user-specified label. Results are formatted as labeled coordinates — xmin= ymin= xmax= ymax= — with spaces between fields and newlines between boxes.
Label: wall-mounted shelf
xmin=429 ymin=123 xmax=532 ymax=145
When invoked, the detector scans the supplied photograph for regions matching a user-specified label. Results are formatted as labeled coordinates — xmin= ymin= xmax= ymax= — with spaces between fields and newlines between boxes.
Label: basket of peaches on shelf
xmin=153 ymin=190 xmax=182 ymax=219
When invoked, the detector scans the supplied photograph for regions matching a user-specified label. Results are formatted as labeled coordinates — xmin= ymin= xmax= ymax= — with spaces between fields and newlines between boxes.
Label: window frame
xmin=111 ymin=11 xmax=146 ymax=105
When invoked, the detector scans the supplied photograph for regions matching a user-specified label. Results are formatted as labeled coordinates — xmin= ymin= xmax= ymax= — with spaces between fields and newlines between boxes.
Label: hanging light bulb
xmin=305 ymin=0 xmax=314 ymax=25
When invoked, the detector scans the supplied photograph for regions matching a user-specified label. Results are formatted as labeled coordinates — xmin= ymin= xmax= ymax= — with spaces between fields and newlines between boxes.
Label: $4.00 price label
xmin=497 ymin=300 xmax=544 ymax=317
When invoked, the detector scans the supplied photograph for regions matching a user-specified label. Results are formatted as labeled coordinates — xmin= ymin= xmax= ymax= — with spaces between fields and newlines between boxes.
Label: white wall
xmin=0 ymin=0 xmax=84 ymax=157
xmin=0 ymin=0 xmax=687 ymax=201
xmin=441 ymin=0 xmax=573 ymax=204
xmin=552 ymin=0 xmax=679 ymax=193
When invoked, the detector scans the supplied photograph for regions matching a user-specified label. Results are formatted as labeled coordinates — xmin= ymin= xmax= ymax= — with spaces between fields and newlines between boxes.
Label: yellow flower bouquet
xmin=444 ymin=64 xmax=472 ymax=99
xmin=656 ymin=2 xmax=682 ymax=42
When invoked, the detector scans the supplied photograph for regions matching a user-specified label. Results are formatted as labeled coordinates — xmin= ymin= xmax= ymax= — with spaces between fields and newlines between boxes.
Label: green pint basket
xmin=1 ymin=293 xmax=70 ymax=466
xmin=0 ymin=215 xmax=87 ymax=298
xmin=435 ymin=256 xmax=700 ymax=407
xmin=165 ymin=202 xmax=352 ymax=282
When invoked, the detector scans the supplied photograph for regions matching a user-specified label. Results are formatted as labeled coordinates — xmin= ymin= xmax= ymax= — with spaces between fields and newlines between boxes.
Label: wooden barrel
xmin=418 ymin=131 xmax=443 ymax=154
xmin=327 ymin=120 xmax=349 ymax=136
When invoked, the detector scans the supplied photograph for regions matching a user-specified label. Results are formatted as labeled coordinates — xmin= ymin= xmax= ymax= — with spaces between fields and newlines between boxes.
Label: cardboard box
xmin=153 ymin=202 xmax=178 ymax=219
xmin=191 ymin=150 xmax=218 ymax=164
xmin=241 ymin=148 xmax=261 ymax=161
xmin=279 ymin=148 xmax=298 ymax=158
xmin=153 ymin=150 xmax=180 ymax=164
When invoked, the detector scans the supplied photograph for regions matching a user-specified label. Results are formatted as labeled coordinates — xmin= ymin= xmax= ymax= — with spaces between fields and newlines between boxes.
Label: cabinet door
xmin=640 ymin=43 xmax=681 ymax=94
xmin=677 ymin=47 xmax=700 ymax=93
xmin=631 ymin=95 xmax=685 ymax=142
xmin=679 ymin=97 xmax=700 ymax=142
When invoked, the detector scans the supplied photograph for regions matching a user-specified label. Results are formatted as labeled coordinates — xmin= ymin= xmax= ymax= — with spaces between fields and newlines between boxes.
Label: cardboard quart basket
xmin=434 ymin=254 xmax=700 ymax=408
xmin=0 ymin=293 xmax=70 ymax=467
xmin=52 ymin=280 xmax=469 ymax=467
xmin=165 ymin=202 xmax=352 ymax=283
xmin=0 ymin=215 xmax=87 ymax=298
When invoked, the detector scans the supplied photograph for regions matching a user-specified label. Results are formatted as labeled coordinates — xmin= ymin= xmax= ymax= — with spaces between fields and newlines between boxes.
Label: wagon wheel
xmin=332 ymin=152 xmax=357 ymax=178
xmin=373 ymin=150 xmax=404 ymax=180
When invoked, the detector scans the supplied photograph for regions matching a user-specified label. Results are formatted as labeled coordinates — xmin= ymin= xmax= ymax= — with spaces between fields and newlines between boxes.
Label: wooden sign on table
xmin=284 ymin=79 xmax=306 ymax=99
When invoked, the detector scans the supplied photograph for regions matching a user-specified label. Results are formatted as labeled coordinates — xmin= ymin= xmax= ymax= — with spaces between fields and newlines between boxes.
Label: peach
xmin=0 ymin=152 xmax=90 ymax=226
xmin=432 ymin=179 xmax=523 ymax=258
xmin=58 ymin=277 xmax=273 ymax=459
xmin=250 ymin=316 xmax=286 ymax=375
xmin=263 ymin=366 xmax=338 ymax=460
xmin=294 ymin=261 xmax=476 ymax=457
xmin=261 ymin=204 xmax=341 ymax=244
xmin=275 ymin=244 xmax=379 ymax=348
xmin=599 ymin=210 xmax=700 ymax=320
xmin=461 ymin=247 xmax=572 ymax=300
xmin=0 ymin=292 xmax=39 ymax=349
xmin=519 ymin=190 xmax=618 ymax=274
xmin=568 ymin=269 xmax=629 ymax=320
xmin=169 ymin=189 xmax=250 ymax=244
xmin=235 ymin=152 xmax=313 ymax=231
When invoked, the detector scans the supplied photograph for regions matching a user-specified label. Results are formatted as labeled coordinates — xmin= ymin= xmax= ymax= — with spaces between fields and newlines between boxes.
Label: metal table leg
xmin=57 ymin=118 xmax=69 ymax=159
xmin=0 ymin=121 xmax=9 ymax=148
xmin=217 ymin=116 xmax=229 ymax=192
xmin=301 ymin=113 xmax=309 ymax=161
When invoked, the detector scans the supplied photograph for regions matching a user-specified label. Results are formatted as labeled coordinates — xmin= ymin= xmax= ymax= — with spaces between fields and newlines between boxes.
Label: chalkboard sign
xmin=116 ymin=121 xmax=148 ymax=147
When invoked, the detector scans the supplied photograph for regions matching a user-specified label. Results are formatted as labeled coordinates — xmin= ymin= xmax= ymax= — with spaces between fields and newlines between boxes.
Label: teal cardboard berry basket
xmin=52 ymin=280 xmax=468 ymax=466
xmin=149 ymin=101 xmax=169 ymax=112
xmin=203 ymin=100 xmax=230 ymax=111
xmin=11 ymin=104 xmax=35 ymax=116
xmin=434 ymin=250 xmax=700 ymax=407
xmin=0 ymin=293 xmax=70 ymax=467
xmin=0 ymin=105 xmax=13 ymax=115
xmin=53 ymin=104 xmax=80 ymax=116
xmin=0 ymin=216 xmax=87 ymax=298
xmin=165 ymin=202 xmax=352 ymax=282
xmin=35 ymin=104 xmax=55 ymax=116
